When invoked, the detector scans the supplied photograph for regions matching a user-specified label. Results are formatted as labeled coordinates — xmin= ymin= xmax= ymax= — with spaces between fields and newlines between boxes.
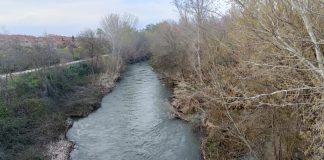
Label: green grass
xmin=56 ymin=47 xmax=69 ymax=55
xmin=56 ymin=47 xmax=83 ymax=60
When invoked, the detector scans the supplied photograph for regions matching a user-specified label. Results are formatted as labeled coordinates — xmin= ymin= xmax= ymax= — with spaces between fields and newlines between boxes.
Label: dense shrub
xmin=0 ymin=101 xmax=8 ymax=119
xmin=65 ymin=63 xmax=92 ymax=78
xmin=9 ymin=73 xmax=42 ymax=97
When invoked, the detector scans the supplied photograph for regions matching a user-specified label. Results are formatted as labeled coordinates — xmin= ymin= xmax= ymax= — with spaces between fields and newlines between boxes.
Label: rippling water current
xmin=67 ymin=62 xmax=201 ymax=160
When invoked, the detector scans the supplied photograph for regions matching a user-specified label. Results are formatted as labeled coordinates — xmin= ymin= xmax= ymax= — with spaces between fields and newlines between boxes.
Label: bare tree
xmin=68 ymin=36 xmax=76 ymax=60
xmin=290 ymin=0 xmax=324 ymax=76
xmin=173 ymin=0 xmax=217 ymax=82
xmin=101 ymin=14 xmax=138 ymax=56
xmin=78 ymin=29 xmax=96 ymax=72
xmin=232 ymin=0 xmax=324 ymax=80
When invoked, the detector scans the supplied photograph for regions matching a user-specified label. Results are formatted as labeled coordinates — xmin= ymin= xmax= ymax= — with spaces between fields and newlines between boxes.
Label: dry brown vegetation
xmin=148 ymin=0 xmax=324 ymax=159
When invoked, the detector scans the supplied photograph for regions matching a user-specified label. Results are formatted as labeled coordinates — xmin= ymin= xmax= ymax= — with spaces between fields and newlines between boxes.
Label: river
xmin=67 ymin=62 xmax=201 ymax=160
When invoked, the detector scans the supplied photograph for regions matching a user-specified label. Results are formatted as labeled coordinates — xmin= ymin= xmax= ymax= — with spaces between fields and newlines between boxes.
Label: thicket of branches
xmin=148 ymin=0 xmax=323 ymax=159
xmin=78 ymin=14 xmax=150 ymax=66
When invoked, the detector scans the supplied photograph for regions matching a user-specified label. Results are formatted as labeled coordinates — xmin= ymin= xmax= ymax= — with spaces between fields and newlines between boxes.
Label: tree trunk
xmin=291 ymin=0 xmax=324 ymax=75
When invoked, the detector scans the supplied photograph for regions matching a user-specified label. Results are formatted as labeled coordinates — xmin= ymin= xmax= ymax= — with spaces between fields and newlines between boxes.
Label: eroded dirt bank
xmin=46 ymin=72 xmax=121 ymax=160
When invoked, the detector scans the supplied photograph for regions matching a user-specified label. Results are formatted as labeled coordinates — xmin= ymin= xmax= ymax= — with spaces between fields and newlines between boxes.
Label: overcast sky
xmin=0 ymin=0 xmax=229 ymax=36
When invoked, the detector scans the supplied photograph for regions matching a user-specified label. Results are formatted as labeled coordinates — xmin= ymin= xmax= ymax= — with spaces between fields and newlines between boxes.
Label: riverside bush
xmin=0 ymin=101 xmax=8 ymax=119
xmin=64 ymin=63 xmax=92 ymax=78
xmin=9 ymin=73 xmax=42 ymax=97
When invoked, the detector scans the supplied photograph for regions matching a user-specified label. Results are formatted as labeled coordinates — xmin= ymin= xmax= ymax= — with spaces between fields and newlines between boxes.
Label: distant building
xmin=0 ymin=34 xmax=77 ymax=48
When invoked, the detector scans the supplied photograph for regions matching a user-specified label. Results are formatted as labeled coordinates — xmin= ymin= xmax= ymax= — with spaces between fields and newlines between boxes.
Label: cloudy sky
xmin=0 ymin=0 xmax=229 ymax=36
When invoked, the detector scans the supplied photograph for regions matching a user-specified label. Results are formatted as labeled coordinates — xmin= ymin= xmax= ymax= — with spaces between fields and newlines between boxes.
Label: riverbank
xmin=46 ymin=71 xmax=121 ymax=160
xmin=167 ymin=83 xmax=218 ymax=159
xmin=155 ymin=70 xmax=307 ymax=160
xmin=156 ymin=73 xmax=210 ymax=159
xmin=0 ymin=56 xmax=124 ymax=159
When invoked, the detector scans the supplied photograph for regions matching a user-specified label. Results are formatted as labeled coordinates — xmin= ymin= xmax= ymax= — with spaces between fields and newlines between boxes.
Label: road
xmin=0 ymin=55 xmax=109 ymax=79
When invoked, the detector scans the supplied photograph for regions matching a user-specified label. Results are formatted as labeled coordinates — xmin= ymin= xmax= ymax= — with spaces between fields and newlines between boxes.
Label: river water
xmin=67 ymin=62 xmax=201 ymax=160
